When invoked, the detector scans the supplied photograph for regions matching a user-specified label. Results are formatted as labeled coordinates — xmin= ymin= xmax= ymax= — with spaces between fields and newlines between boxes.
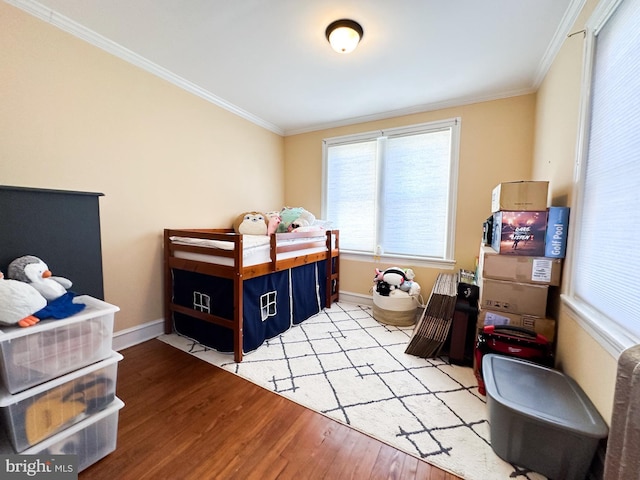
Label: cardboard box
xmin=491 ymin=181 xmax=549 ymax=212
xmin=479 ymin=244 xmax=562 ymax=286
xmin=545 ymin=206 xmax=570 ymax=258
xmin=479 ymin=278 xmax=548 ymax=317
xmin=491 ymin=210 xmax=548 ymax=256
xmin=477 ymin=309 xmax=556 ymax=342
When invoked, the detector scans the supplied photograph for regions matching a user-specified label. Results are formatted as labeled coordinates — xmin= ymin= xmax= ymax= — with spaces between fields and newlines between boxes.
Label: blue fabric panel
xmin=171 ymin=260 xmax=328 ymax=355
xmin=242 ymin=270 xmax=291 ymax=352
xmin=171 ymin=269 xmax=233 ymax=319
xmin=171 ymin=269 xmax=235 ymax=352
xmin=291 ymin=262 xmax=322 ymax=325
xmin=173 ymin=311 xmax=235 ymax=353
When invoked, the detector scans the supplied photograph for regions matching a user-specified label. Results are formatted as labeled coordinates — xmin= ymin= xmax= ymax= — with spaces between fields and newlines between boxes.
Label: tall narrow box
xmin=545 ymin=207 xmax=570 ymax=258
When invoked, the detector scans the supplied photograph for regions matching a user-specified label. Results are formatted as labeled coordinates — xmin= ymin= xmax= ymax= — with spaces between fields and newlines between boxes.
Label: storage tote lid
xmin=482 ymin=354 xmax=608 ymax=438
xmin=0 ymin=295 xmax=118 ymax=341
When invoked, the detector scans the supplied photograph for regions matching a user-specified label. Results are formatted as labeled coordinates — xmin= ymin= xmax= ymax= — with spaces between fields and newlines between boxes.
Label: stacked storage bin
xmin=474 ymin=181 xmax=570 ymax=393
xmin=0 ymin=295 xmax=123 ymax=471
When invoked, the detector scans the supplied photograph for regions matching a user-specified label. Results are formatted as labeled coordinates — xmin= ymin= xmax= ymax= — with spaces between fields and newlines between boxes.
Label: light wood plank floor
xmin=79 ymin=339 xmax=461 ymax=480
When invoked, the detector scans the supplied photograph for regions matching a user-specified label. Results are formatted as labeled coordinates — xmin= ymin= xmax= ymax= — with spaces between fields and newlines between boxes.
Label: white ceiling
xmin=9 ymin=0 xmax=583 ymax=135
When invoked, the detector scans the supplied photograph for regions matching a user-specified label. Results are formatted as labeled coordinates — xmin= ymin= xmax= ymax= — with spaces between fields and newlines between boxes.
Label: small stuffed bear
xmin=233 ymin=212 xmax=268 ymax=235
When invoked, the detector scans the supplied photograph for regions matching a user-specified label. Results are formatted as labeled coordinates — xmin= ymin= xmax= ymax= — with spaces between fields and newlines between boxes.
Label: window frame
xmin=321 ymin=118 xmax=460 ymax=268
xmin=562 ymin=0 xmax=639 ymax=357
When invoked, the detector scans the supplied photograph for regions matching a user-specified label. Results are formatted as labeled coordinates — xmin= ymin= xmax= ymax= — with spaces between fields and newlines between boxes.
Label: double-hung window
xmin=565 ymin=0 xmax=640 ymax=356
xmin=322 ymin=118 xmax=460 ymax=266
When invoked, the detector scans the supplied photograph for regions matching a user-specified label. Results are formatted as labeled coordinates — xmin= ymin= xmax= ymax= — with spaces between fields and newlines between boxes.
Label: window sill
xmin=561 ymin=294 xmax=639 ymax=359
xmin=340 ymin=251 xmax=456 ymax=270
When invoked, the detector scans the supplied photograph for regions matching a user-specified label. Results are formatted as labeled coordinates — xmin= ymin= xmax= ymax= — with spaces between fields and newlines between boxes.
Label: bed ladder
xmin=327 ymin=230 xmax=340 ymax=306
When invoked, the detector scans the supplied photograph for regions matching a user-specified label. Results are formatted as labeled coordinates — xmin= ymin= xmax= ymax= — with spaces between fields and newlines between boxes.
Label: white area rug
xmin=159 ymin=302 xmax=545 ymax=480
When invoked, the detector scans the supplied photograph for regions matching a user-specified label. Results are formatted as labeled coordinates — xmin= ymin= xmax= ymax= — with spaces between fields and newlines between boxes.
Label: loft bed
xmin=163 ymin=228 xmax=340 ymax=362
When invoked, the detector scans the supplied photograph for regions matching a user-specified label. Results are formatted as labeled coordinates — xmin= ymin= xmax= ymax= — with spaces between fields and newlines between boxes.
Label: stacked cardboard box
xmin=478 ymin=244 xmax=558 ymax=342
xmin=478 ymin=181 xmax=567 ymax=343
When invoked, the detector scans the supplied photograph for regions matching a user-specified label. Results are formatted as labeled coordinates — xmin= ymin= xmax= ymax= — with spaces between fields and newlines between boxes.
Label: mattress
xmin=170 ymin=233 xmax=330 ymax=267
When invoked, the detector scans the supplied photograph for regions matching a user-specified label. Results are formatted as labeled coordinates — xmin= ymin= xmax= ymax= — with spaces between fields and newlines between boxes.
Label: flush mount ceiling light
xmin=325 ymin=19 xmax=363 ymax=54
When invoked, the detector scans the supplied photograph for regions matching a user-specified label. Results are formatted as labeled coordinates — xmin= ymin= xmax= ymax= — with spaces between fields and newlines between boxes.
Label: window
xmin=565 ymin=0 xmax=640 ymax=355
xmin=322 ymin=118 xmax=460 ymax=265
xmin=193 ymin=291 xmax=210 ymax=313
xmin=260 ymin=291 xmax=277 ymax=321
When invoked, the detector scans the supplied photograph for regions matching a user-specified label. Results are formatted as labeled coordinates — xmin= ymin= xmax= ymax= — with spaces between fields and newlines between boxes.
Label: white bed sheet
xmin=170 ymin=234 xmax=329 ymax=267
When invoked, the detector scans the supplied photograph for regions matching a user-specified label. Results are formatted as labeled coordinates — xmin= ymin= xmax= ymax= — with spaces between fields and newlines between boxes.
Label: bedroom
xmin=1 ymin=0 xmax=637 ymax=477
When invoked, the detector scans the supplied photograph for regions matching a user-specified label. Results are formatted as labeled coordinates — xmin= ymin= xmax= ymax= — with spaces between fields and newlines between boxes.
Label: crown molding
xmin=532 ymin=0 xmax=587 ymax=88
xmin=283 ymin=87 xmax=536 ymax=136
xmin=6 ymin=0 xmax=284 ymax=136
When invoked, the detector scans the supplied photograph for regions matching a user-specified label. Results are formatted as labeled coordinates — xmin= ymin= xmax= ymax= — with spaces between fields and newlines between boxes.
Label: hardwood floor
xmin=79 ymin=339 xmax=461 ymax=480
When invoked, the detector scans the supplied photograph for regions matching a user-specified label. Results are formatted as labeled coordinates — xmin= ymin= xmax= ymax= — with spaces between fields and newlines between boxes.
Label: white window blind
xmin=323 ymin=119 xmax=459 ymax=263
xmin=568 ymin=0 xmax=640 ymax=353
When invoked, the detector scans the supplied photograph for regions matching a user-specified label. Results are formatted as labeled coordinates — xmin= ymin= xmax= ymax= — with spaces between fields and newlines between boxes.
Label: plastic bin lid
xmin=482 ymin=354 xmax=608 ymax=438
xmin=0 ymin=295 xmax=119 ymax=341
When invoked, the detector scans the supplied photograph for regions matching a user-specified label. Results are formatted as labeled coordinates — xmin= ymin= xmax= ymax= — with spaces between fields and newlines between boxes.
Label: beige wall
xmin=1 ymin=3 xmax=285 ymax=333
xmin=533 ymin=0 xmax=617 ymax=423
xmin=284 ymin=95 xmax=537 ymax=296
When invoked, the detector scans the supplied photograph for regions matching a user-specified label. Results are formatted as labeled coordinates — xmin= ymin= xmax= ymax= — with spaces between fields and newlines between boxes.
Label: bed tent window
xmin=565 ymin=0 xmax=640 ymax=356
xmin=322 ymin=119 xmax=460 ymax=266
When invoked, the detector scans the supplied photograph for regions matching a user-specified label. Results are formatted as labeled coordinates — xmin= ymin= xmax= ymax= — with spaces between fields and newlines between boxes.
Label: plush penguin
xmin=0 ymin=270 xmax=47 ymax=327
xmin=233 ymin=212 xmax=269 ymax=235
xmin=8 ymin=255 xmax=73 ymax=301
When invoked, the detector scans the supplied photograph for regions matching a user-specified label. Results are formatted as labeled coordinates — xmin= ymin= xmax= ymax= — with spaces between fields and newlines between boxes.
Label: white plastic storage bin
xmin=0 ymin=351 xmax=122 ymax=452
xmin=21 ymin=397 xmax=124 ymax=473
xmin=0 ymin=296 xmax=118 ymax=394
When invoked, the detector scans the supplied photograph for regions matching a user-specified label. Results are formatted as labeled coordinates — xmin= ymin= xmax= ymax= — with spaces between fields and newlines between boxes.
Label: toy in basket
xmin=372 ymin=267 xmax=421 ymax=326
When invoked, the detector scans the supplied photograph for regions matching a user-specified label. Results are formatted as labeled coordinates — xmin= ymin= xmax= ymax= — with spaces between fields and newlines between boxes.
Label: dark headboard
xmin=0 ymin=186 xmax=105 ymax=300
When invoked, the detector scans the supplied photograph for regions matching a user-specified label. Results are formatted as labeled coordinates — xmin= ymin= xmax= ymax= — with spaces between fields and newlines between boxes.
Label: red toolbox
xmin=474 ymin=325 xmax=554 ymax=395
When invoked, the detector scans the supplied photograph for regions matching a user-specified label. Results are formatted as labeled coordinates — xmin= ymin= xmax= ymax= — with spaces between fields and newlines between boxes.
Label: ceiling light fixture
xmin=325 ymin=19 xmax=363 ymax=54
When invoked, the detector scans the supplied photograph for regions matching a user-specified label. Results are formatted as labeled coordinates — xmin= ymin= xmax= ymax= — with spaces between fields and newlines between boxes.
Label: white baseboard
xmin=338 ymin=291 xmax=373 ymax=306
xmin=112 ymin=291 xmax=370 ymax=351
xmin=113 ymin=318 xmax=165 ymax=352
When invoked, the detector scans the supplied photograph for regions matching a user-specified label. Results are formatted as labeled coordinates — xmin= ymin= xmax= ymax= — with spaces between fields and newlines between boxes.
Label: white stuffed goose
xmin=8 ymin=255 xmax=72 ymax=302
xmin=0 ymin=270 xmax=47 ymax=327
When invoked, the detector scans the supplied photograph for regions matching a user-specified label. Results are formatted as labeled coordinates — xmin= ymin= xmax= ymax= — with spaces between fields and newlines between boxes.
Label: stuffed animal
xmin=8 ymin=255 xmax=73 ymax=302
xmin=277 ymin=207 xmax=316 ymax=233
xmin=381 ymin=267 xmax=407 ymax=289
xmin=398 ymin=268 xmax=416 ymax=292
xmin=373 ymin=267 xmax=418 ymax=296
xmin=0 ymin=270 xmax=47 ymax=327
xmin=264 ymin=211 xmax=282 ymax=235
xmin=233 ymin=212 xmax=268 ymax=235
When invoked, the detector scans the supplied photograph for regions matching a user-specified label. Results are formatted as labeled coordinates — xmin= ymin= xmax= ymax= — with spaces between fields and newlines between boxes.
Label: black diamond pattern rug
xmin=159 ymin=302 xmax=546 ymax=480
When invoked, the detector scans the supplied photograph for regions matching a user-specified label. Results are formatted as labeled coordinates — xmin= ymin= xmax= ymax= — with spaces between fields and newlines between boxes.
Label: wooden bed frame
xmin=163 ymin=228 xmax=340 ymax=362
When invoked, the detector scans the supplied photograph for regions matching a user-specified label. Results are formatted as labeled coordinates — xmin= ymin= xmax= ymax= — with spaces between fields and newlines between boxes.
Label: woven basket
xmin=372 ymin=290 xmax=418 ymax=326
